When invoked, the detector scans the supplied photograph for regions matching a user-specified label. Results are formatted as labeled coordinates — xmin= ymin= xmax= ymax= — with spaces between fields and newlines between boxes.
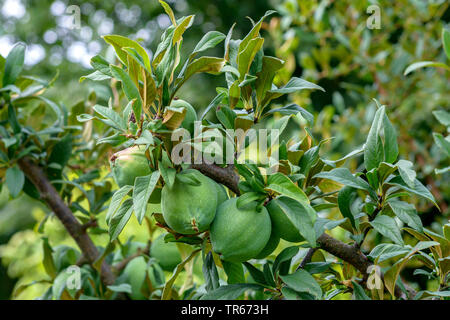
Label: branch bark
xmin=191 ymin=164 xmax=240 ymax=195
xmin=18 ymin=157 xmax=115 ymax=286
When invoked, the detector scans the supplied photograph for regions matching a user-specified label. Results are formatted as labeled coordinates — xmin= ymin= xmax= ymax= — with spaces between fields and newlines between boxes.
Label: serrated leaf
xmin=280 ymin=269 xmax=322 ymax=299
xmin=103 ymin=35 xmax=151 ymax=72
xmin=133 ymin=171 xmax=160 ymax=224
xmin=313 ymin=168 xmax=377 ymax=200
xmin=364 ymin=105 xmax=385 ymax=171
xmin=386 ymin=175 xmax=438 ymax=209
xmin=109 ymin=198 xmax=133 ymax=241
xmin=6 ymin=166 xmax=25 ymax=198
xmin=222 ymin=260 xmax=245 ymax=284
xmin=162 ymin=248 xmax=201 ymax=300
xmin=396 ymin=160 xmax=416 ymax=189
xmin=388 ymin=200 xmax=423 ymax=232
xmin=266 ymin=173 xmax=309 ymax=205
xmin=370 ymin=215 xmax=404 ymax=245
xmin=3 ymin=43 xmax=25 ymax=86
xmin=106 ymin=185 xmax=133 ymax=224
xmin=203 ymin=252 xmax=220 ymax=292
xmin=200 ymin=283 xmax=263 ymax=300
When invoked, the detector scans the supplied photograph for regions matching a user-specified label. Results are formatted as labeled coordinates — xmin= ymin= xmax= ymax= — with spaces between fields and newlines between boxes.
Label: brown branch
xmin=296 ymin=248 xmax=317 ymax=271
xmin=18 ymin=157 xmax=115 ymax=286
xmin=191 ymin=163 xmax=240 ymax=195
xmin=112 ymin=245 xmax=150 ymax=273
xmin=317 ymin=233 xmax=372 ymax=275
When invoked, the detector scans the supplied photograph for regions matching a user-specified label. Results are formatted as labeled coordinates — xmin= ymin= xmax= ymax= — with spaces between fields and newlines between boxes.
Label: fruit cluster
xmin=110 ymin=131 xmax=306 ymax=264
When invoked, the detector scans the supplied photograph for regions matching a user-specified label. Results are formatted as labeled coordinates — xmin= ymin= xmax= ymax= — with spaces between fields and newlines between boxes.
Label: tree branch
xmin=191 ymin=164 xmax=240 ymax=195
xmin=18 ymin=157 xmax=115 ymax=286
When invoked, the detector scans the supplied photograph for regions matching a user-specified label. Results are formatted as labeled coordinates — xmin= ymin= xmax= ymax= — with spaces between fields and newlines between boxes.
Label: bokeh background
xmin=0 ymin=0 xmax=449 ymax=299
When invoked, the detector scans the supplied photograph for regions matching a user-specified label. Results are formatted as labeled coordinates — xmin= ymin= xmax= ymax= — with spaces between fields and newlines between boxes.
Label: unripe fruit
xmin=266 ymin=197 xmax=305 ymax=243
xmin=110 ymin=146 xmax=151 ymax=187
xmin=253 ymin=232 xmax=280 ymax=259
xmin=170 ymin=99 xmax=197 ymax=135
xmin=122 ymin=256 xmax=166 ymax=300
xmin=210 ymin=197 xmax=271 ymax=262
xmin=123 ymin=256 xmax=148 ymax=300
xmin=161 ymin=169 xmax=218 ymax=234
xmin=150 ymin=234 xmax=182 ymax=272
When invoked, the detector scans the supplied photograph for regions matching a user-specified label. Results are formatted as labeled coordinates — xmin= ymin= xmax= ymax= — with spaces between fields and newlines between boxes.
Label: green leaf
xmin=273 ymin=246 xmax=299 ymax=276
xmin=133 ymin=171 xmax=160 ymax=224
xmin=352 ymin=281 xmax=371 ymax=300
xmin=386 ymin=175 xmax=438 ymax=209
xmin=228 ymin=80 xmax=241 ymax=109
xmin=243 ymin=262 xmax=267 ymax=285
xmin=264 ymin=104 xmax=314 ymax=125
xmin=162 ymin=249 xmax=201 ymax=300
xmin=443 ymin=28 xmax=450 ymax=60
xmin=338 ymin=186 xmax=357 ymax=230
xmin=313 ymin=168 xmax=377 ymax=200
xmin=90 ymin=55 xmax=113 ymax=76
xmin=200 ymin=284 xmax=263 ymax=300
xmin=109 ymin=198 xmax=133 ymax=241
xmin=216 ymin=105 xmax=236 ymax=130
xmin=239 ymin=10 xmax=276 ymax=54
xmin=280 ymin=269 xmax=322 ymax=299
xmin=173 ymin=15 xmax=194 ymax=44
xmin=370 ymin=215 xmax=404 ymax=245
xmin=93 ymin=105 xmax=127 ymax=132
xmin=364 ymin=105 xmax=385 ymax=171
xmin=178 ymin=56 xmax=225 ymax=88
xmin=271 ymin=197 xmax=316 ymax=247
xmin=269 ymin=77 xmax=325 ymax=95
xmin=159 ymin=0 xmax=176 ymax=26
xmin=384 ymin=241 xmax=439 ymax=297
xmin=79 ymin=70 xmax=111 ymax=83
xmin=404 ymin=61 xmax=450 ymax=75
xmin=110 ymin=65 xmax=142 ymax=122
xmin=383 ymin=113 xmax=398 ymax=164
xmin=368 ymin=243 xmax=410 ymax=263
xmin=255 ymin=56 xmax=284 ymax=103
xmin=42 ymin=237 xmax=57 ymax=279
xmin=222 ymin=260 xmax=245 ymax=284
xmin=236 ymin=192 xmax=261 ymax=209
xmin=237 ymin=37 xmax=264 ymax=81
xmin=193 ymin=31 xmax=226 ymax=55
xmin=432 ymin=110 xmax=450 ymax=127
xmin=3 ymin=43 xmax=25 ymax=86
xmin=107 ymin=284 xmax=132 ymax=294
xmin=159 ymin=161 xmax=176 ymax=188
xmin=266 ymin=173 xmax=309 ymax=205
xmin=106 ymin=185 xmax=133 ymax=224
xmin=6 ymin=166 xmax=25 ymax=198
xmin=433 ymin=133 xmax=450 ymax=156
xmin=202 ymin=252 xmax=220 ymax=292
xmin=396 ymin=160 xmax=416 ymax=188
xmin=103 ymin=35 xmax=151 ymax=72
xmin=263 ymin=263 xmax=276 ymax=287
xmin=200 ymin=92 xmax=226 ymax=120
xmin=388 ymin=200 xmax=423 ymax=232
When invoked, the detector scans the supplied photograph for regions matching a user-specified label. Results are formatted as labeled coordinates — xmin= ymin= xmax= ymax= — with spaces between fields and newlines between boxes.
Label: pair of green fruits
xmin=161 ymin=171 xmax=306 ymax=262
xmin=110 ymin=101 xmax=306 ymax=263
